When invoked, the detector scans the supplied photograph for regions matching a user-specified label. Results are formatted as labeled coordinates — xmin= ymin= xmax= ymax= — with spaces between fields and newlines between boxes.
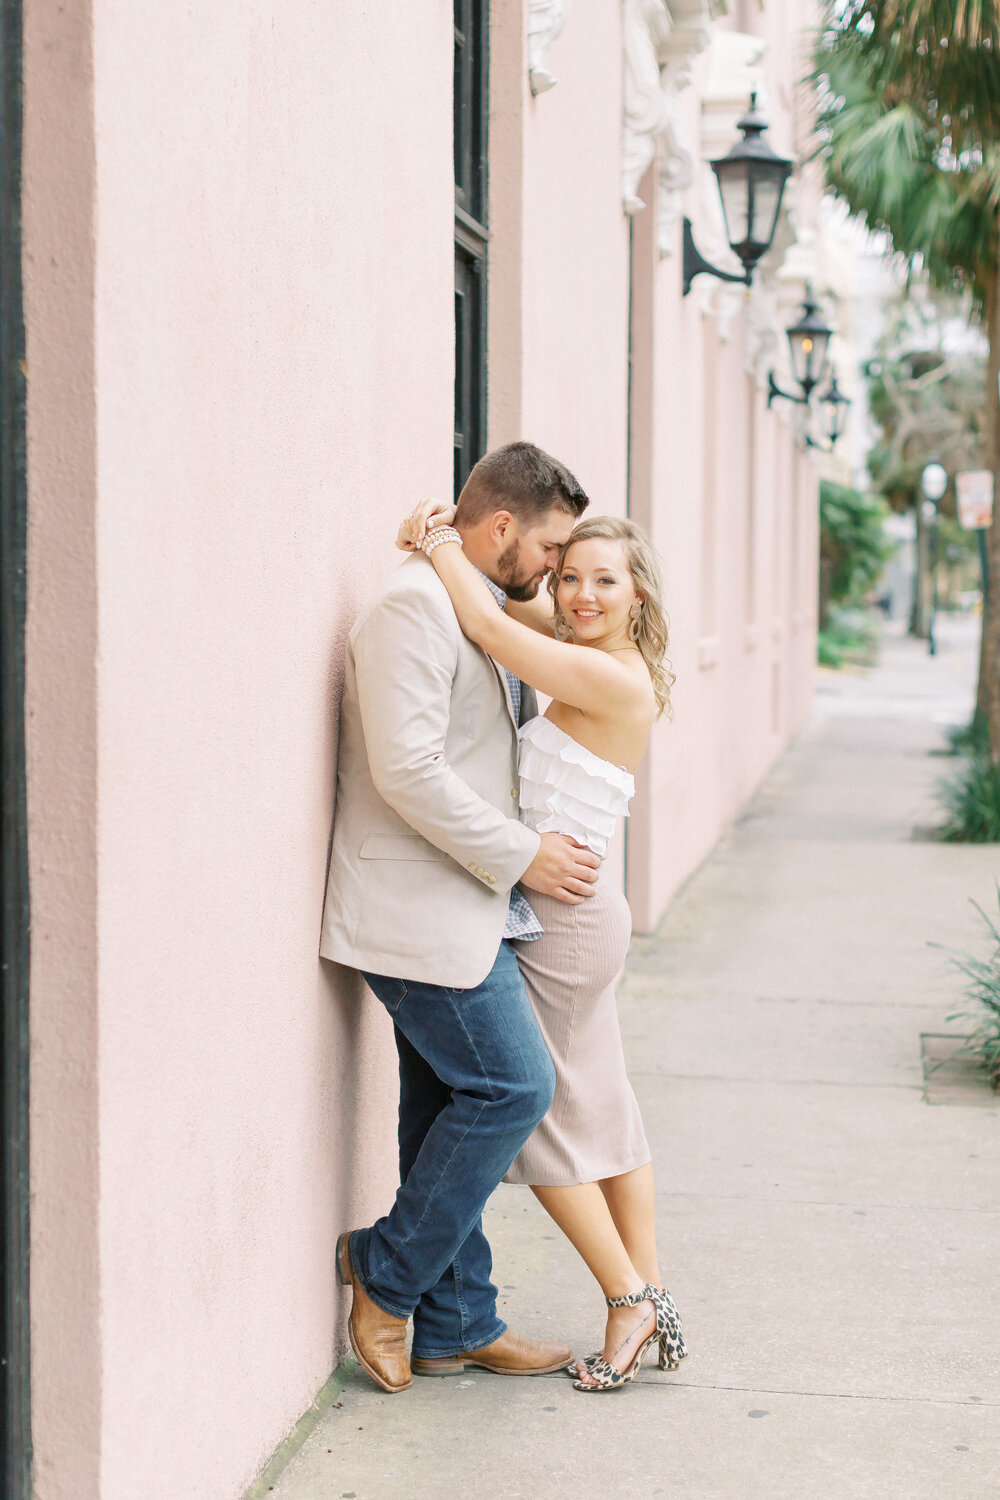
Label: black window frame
xmin=453 ymin=0 xmax=488 ymax=498
xmin=0 ymin=0 xmax=31 ymax=1493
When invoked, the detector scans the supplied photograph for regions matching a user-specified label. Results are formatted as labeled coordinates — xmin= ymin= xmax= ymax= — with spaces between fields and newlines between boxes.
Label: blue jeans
xmin=352 ymin=941 xmax=555 ymax=1358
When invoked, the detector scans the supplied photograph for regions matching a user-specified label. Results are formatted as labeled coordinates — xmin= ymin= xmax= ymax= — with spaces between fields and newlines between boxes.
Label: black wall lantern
xmin=816 ymin=375 xmax=850 ymax=449
xmin=682 ymin=93 xmax=794 ymax=297
xmin=770 ymin=285 xmax=833 ymax=403
xmin=804 ymin=380 xmax=852 ymax=452
xmin=768 ymin=287 xmax=850 ymax=450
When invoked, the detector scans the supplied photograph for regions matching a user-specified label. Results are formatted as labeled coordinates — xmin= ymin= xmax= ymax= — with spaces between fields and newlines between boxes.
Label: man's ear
xmin=486 ymin=509 xmax=515 ymax=546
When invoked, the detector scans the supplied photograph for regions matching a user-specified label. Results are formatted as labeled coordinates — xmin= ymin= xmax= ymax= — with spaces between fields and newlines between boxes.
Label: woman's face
xmin=555 ymin=538 xmax=639 ymax=646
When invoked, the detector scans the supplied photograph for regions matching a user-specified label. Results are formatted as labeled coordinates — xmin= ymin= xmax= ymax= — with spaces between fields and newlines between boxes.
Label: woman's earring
xmin=629 ymin=599 xmax=643 ymax=642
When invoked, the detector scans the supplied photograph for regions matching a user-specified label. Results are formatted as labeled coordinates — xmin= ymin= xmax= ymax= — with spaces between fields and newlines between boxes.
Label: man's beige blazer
xmin=320 ymin=551 xmax=541 ymax=988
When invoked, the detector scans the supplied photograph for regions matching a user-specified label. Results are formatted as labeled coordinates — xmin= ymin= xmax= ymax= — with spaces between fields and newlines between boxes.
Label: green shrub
xmin=819 ymin=480 xmax=892 ymax=626
xmin=933 ymin=890 xmax=1000 ymax=1089
xmin=944 ymin=713 xmax=990 ymax=758
xmin=936 ymin=743 xmax=1000 ymax=842
xmin=817 ymin=605 xmax=881 ymax=670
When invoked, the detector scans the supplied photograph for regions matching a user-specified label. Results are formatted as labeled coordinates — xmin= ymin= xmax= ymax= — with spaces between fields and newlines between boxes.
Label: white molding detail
xmin=528 ymin=0 xmax=569 ymax=95
xmin=623 ymin=0 xmax=673 ymax=214
xmin=622 ymin=0 xmax=728 ymax=256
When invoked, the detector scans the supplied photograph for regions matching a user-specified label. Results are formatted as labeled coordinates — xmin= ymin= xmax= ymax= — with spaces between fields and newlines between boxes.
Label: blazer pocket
xmin=358 ymin=834 xmax=446 ymax=862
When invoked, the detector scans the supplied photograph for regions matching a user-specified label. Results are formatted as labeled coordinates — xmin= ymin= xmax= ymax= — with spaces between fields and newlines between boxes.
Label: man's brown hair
xmin=456 ymin=442 xmax=589 ymax=527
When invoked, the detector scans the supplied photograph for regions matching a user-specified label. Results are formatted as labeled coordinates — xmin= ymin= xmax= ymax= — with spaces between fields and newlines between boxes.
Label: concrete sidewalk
xmin=269 ymin=615 xmax=999 ymax=1500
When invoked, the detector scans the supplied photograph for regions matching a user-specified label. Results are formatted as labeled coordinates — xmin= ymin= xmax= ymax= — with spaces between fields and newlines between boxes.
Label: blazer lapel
xmin=488 ymin=654 xmax=518 ymax=729
xmin=518 ymin=682 xmax=538 ymax=728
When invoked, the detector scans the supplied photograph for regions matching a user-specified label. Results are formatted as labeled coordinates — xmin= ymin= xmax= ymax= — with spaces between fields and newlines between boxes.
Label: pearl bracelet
xmin=421 ymin=526 xmax=463 ymax=556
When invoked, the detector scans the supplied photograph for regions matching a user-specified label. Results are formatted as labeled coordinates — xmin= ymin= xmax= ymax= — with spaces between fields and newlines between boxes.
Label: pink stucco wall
xmin=23 ymin=2 xmax=101 ymax=1494
xmin=24 ymin=2 xmax=821 ymax=1497
xmin=27 ymin=3 xmax=453 ymax=1496
xmin=520 ymin=6 xmax=630 ymax=512
xmin=630 ymin=289 xmax=818 ymax=928
xmin=622 ymin=0 xmax=819 ymax=931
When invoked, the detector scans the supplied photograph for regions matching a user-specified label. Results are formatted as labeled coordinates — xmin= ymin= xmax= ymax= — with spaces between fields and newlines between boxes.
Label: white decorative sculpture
xmin=622 ymin=0 xmax=727 ymax=256
xmin=623 ymin=0 xmax=673 ymax=213
xmin=656 ymin=72 xmax=697 ymax=254
xmin=528 ymin=0 xmax=569 ymax=95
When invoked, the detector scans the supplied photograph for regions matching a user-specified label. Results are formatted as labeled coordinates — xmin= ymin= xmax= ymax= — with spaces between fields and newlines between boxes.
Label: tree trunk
xmin=978 ymin=266 xmax=1000 ymax=763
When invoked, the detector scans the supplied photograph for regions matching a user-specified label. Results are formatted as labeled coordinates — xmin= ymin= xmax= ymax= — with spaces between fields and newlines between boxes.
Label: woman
xmin=398 ymin=501 xmax=686 ymax=1392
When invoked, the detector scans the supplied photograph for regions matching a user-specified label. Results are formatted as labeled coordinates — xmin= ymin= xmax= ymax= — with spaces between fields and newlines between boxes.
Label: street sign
xmin=956 ymin=469 xmax=994 ymax=530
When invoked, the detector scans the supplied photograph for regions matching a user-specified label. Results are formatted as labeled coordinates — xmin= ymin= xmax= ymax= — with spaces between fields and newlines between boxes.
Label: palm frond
xmin=812 ymin=11 xmax=999 ymax=300
xmin=934 ymin=172 xmax=1000 ymax=302
xmin=820 ymin=0 xmax=1000 ymax=148
xmin=849 ymin=0 xmax=1000 ymax=50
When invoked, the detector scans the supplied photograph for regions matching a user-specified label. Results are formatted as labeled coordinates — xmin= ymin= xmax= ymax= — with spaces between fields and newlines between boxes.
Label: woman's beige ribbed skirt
xmin=505 ymin=877 xmax=651 ymax=1187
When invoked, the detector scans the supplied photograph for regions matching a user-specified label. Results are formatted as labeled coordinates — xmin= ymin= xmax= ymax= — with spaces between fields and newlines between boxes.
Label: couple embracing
xmin=320 ymin=442 xmax=686 ymax=1394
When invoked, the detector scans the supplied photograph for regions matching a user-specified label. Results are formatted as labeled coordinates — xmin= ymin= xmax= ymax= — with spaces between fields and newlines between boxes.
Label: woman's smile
xmin=556 ymin=537 xmax=639 ymax=647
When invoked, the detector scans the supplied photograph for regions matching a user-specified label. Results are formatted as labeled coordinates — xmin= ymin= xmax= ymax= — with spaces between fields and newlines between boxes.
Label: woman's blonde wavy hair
xmin=548 ymin=516 xmax=675 ymax=717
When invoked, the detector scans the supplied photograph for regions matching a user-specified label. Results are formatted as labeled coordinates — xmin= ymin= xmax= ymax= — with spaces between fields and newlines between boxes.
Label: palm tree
xmin=813 ymin=0 xmax=1000 ymax=760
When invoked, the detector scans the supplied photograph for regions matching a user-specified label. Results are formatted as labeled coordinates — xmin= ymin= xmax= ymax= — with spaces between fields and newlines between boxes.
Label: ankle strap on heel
xmin=605 ymin=1283 xmax=655 ymax=1309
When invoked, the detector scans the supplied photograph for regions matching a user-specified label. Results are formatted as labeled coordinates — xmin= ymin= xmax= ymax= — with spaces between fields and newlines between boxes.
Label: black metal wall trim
xmin=0 ymin=0 xmax=31 ymax=1491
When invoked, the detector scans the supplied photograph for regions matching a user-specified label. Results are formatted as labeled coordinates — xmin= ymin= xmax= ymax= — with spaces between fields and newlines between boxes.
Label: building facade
xmin=21 ymin=1 xmax=825 ymax=1496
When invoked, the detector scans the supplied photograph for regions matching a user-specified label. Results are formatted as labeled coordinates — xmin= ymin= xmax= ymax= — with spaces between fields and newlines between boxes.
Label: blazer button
xmin=511 ymin=788 xmax=518 ymax=799
xmin=487 ymin=875 xmax=496 ymax=885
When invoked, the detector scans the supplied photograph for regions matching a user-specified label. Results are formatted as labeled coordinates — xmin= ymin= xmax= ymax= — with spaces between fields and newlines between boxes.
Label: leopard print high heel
xmin=572 ymin=1284 xmax=688 ymax=1390
xmin=653 ymin=1284 xmax=687 ymax=1370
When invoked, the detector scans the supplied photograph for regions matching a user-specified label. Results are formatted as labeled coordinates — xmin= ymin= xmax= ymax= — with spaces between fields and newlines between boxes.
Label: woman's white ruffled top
xmin=518 ymin=715 xmax=634 ymax=858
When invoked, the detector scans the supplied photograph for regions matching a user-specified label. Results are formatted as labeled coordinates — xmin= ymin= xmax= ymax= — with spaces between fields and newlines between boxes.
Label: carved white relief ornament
xmin=622 ymin=0 xmax=727 ymax=256
xmin=528 ymin=0 xmax=569 ymax=95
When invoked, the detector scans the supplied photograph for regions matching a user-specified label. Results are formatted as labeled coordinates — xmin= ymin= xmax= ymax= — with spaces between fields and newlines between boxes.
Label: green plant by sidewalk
xmin=936 ymin=715 xmax=1000 ymax=842
xmin=817 ymin=605 xmax=880 ymax=670
xmin=819 ymin=480 xmax=891 ymax=626
xmin=817 ymin=481 xmax=890 ymax=671
xmin=943 ymin=713 xmax=990 ymax=759
xmin=932 ymin=889 xmax=1000 ymax=1091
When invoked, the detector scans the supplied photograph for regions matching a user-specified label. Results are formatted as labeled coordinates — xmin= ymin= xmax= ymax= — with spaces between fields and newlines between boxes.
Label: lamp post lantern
xmin=921 ymin=461 xmax=948 ymax=501
xmin=921 ymin=461 xmax=948 ymax=657
xmin=682 ymin=94 xmax=793 ymax=297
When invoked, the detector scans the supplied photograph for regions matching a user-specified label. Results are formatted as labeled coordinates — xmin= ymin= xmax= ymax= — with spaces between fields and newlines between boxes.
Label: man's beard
xmin=496 ymin=538 xmax=545 ymax=602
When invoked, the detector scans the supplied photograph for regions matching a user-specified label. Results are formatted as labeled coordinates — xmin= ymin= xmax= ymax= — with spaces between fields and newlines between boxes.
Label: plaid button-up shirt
xmin=477 ymin=570 xmax=543 ymax=943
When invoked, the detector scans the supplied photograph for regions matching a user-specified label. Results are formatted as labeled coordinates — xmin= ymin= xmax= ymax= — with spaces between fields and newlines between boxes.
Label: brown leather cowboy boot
xmin=411 ymin=1327 xmax=574 ymax=1377
xmin=336 ymin=1231 xmax=411 ymax=1393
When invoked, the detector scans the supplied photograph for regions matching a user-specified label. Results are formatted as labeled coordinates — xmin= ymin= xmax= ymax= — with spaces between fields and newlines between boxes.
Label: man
xmin=320 ymin=441 xmax=599 ymax=1392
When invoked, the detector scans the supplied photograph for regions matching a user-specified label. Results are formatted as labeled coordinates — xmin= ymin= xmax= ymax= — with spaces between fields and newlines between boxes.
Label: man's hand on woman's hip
xmin=520 ymin=833 xmax=600 ymax=905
